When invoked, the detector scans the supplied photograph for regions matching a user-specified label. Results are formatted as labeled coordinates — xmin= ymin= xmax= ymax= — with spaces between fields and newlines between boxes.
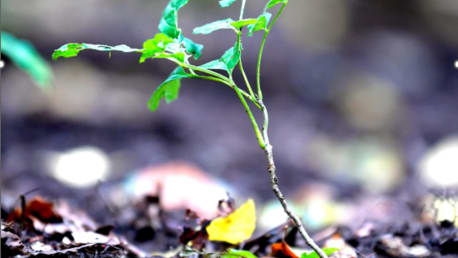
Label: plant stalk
xmin=259 ymin=103 xmax=328 ymax=258
xmin=233 ymin=81 xmax=265 ymax=149
xmin=239 ymin=0 xmax=246 ymax=20
xmin=237 ymin=33 xmax=258 ymax=106
xmin=256 ymin=3 xmax=287 ymax=100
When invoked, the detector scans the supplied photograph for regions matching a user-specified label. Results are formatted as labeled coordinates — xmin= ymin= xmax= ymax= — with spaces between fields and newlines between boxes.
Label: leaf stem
xmin=239 ymin=0 xmax=247 ymax=20
xmin=256 ymin=3 xmax=287 ymax=100
xmin=233 ymin=83 xmax=265 ymax=149
xmin=237 ymin=33 xmax=258 ymax=106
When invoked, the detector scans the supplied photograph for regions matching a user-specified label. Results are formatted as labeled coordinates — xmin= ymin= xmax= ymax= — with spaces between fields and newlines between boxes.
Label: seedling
xmin=53 ymin=0 xmax=327 ymax=257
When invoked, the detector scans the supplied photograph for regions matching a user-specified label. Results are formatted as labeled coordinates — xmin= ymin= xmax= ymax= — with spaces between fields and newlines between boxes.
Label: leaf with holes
xmin=52 ymin=43 xmax=140 ymax=60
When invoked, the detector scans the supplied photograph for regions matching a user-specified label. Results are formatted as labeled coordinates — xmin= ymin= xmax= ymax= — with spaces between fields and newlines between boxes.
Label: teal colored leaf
xmin=200 ymin=42 xmax=240 ymax=74
xmin=200 ymin=59 xmax=227 ymax=71
xmin=1 ymin=31 xmax=53 ymax=89
xmin=220 ymin=41 xmax=241 ymax=73
xmin=266 ymin=0 xmax=288 ymax=9
xmin=230 ymin=19 xmax=257 ymax=30
xmin=158 ymin=0 xmax=190 ymax=39
xmin=182 ymin=37 xmax=203 ymax=60
xmin=52 ymin=43 xmax=140 ymax=60
xmin=219 ymin=0 xmax=238 ymax=8
xmin=148 ymin=66 xmax=192 ymax=112
xmin=222 ymin=249 xmax=257 ymax=258
xmin=193 ymin=18 xmax=236 ymax=35
xmin=247 ymin=12 xmax=272 ymax=36
xmin=139 ymin=33 xmax=174 ymax=63
xmin=301 ymin=248 xmax=339 ymax=258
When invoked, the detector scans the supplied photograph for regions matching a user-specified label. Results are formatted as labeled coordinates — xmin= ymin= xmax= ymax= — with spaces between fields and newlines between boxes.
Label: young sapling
xmin=53 ymin=0 xmax=328 ymax=257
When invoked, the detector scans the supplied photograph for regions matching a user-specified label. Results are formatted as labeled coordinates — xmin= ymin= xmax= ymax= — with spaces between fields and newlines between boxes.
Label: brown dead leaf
xmin=7 ymin=196 xmax=62 ymax=224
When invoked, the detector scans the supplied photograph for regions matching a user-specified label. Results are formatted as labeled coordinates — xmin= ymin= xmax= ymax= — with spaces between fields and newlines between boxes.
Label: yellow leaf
xmin=206 ymin=199 xmax=256 ymax=245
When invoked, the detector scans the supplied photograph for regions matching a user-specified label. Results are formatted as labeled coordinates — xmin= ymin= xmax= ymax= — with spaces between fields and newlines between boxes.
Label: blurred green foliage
xmin=1 ymin=31 xmax=53 ymax=89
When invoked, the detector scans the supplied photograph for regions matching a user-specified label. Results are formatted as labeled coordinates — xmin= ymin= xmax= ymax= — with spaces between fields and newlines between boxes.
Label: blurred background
xmin=2 ymin=0 xmax=458 ymax=234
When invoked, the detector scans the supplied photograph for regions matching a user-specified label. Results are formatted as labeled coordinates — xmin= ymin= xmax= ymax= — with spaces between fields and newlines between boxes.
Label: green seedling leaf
xmin=266 ymin=0 xmax=288 ymax=9
xmin=148 ymin=66 xmax=192 ymax=111
xmin=220 ymin=41 xmax=241 ymax=73
xmin=230 ymin=19 xmax=257 ymax=30
xmin=155 ymin=52 xmax=186 ymax=62
xmin=247 ymin=12 xmax=272 ymax=36
xmin=200 ymin=41 xmax=240 ymax=74
xmin=159 ymin=0 xmax=190 ymax=39
xmin=219 ymin=0 xmax=238 ymax=8
xmin=301 ymin=248 xmax=339 ymax=258
xmin=182 ymin=37 xmax=203 ymax=60
xmin=52 ymin=43 xmax=140 ymax=60
xmin=1 ymin=31 xmax=53 ymax=89
xmin=222 ymin=249 xmax=257 ymax=258
xmin=193 ymin=18 xmax=236 ymax=35
xmin=139 ymin=33 xmax=174 ymax=63
xmin=200 ymin=59 xmax=227 ymax=71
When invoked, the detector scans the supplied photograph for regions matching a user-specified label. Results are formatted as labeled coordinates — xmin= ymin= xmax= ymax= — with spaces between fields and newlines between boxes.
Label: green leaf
xmin=222 ymin=249 xmax=257 ymax=258
xmin=155 ymin=52 xmax=186 ymax=62
xmin=200 ymin=59 xmax=227 ymax=71
xmin=52 ymin=43 xmax=140 ymax=60
xmin=247 ymin=12 xmax=272 ymax=36
xmin=219 ymin=0 xmax=238 ymax=8
xmin=266 ymin=0 xmax=288 ymax=9
xmin=148 ymin=66 xmax=192 ymax=112
xmin=139 ymin=33 xmax=174 ymax=63
xmin=158 ymin=0 xmax=190 ymax=39
xmin=220 ymin=41 xmax=241 ymax=73
xmin=1 ymin=31 xmax=53 ymax=89
xmin=230 ymin=19 xmax=257 ymax=30
xmin=301 ymin=248 xmax=339 ymax=258
xmin=182 ymin=37 xmax=203 ymax=60
xmin=200 ymin=41 xmax=240 ymax=74
xmin=193 ymin=18 xmax=236 ymax=35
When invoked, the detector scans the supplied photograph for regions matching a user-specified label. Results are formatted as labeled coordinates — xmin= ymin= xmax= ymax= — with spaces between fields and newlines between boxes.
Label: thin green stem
xmin=237 ymin=33 xmax=258 ymax=106
xmin=194 ymin=75 xmax=233 ymax=87
xmin=187 ymin=64 xmax=230 ymax=83
xmin=168 ymin=57 xmax=230 ymax=82
xmin=256 ymin=3 xmax=287 ymax=100
xmin=171 ymin=58 xmax=260 ymax=109
xmin=233 ymin=83 xmax=265 ymax=149
xmin=239 ymin=0 xmax=246 ymax=20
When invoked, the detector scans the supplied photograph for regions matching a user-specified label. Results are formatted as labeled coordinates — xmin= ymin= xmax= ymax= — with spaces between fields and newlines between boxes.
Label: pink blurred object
xmin=124 ymin=162 xmax=231 ymax=219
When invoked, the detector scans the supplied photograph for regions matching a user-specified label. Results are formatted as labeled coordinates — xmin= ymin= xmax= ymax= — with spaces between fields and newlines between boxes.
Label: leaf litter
xmin=2 ymin=188 xmax=458 ymax=257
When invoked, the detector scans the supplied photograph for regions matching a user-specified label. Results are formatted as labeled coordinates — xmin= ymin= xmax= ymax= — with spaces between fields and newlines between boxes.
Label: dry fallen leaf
xmin=206 ymin=199 xmax=256 ymax=245
xmin=7 ymin=196 xmax=62 ymax=224
xmin=270 ymin=241 xmax=299 ymax=258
